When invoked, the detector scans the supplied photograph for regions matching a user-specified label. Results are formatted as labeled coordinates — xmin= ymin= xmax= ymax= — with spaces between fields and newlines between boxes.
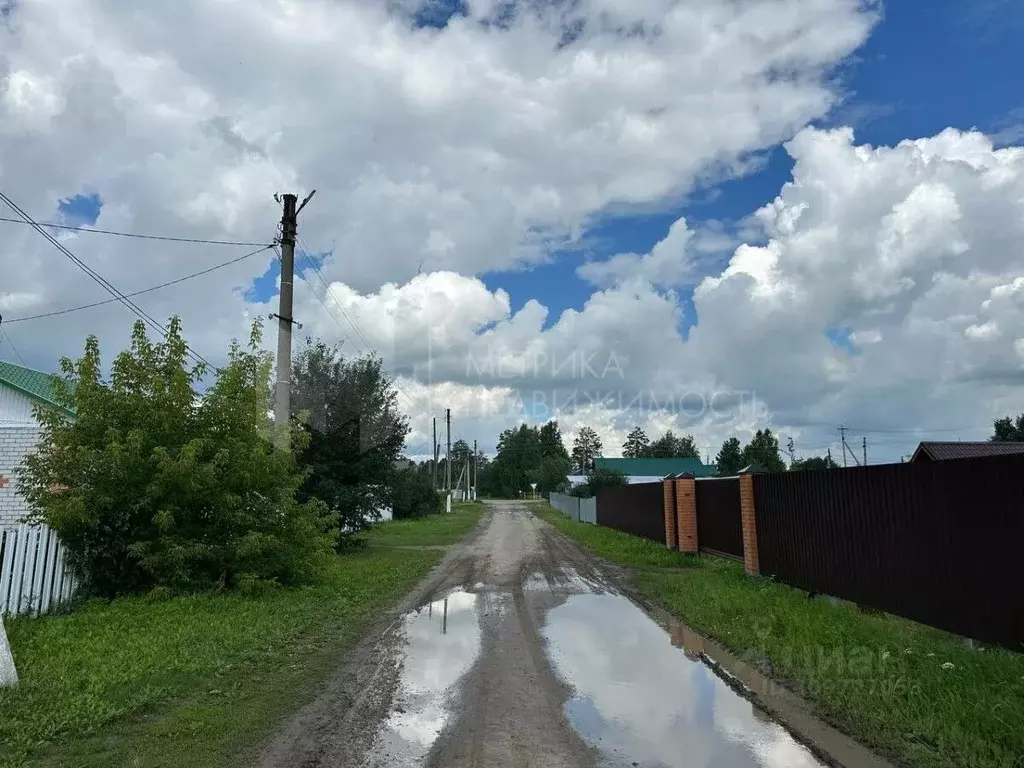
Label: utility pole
xmin=862 ymin=436 xmax=868 ymax=467
xmin=273 ymin=190 xmax=315 ymax=450
xmin=432 ymin=417 xmax=437 ymax=489
xmin=473 ymin=439 xmax=478 ymax=500
xmin=838 ymin=426 xmax=848 ymax=468
xmin=827 ymin=447 xmax=833 ymax=467
xmin=445 ymin=408 xmax=452 ymax=492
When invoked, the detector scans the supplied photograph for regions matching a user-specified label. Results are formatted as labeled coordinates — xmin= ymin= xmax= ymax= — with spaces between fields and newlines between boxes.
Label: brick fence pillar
xmin=674 ymin=474 xmax=698 ymax=554
xmin=739 ymin=471 xmax=760 ymax=576
xmin=662 ymin=477 xmax=678 ymax=549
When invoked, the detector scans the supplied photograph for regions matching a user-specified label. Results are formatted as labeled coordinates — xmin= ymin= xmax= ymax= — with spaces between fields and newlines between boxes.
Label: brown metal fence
xmin=596 ymin=482 xmax=665 ymax=543
xmin=754 ymin=455 xmax=1024 ymax=650
xmin=695 ymin=477 xmax=743 ymax=560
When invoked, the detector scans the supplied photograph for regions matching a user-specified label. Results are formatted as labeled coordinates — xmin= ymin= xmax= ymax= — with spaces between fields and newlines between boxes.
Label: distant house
xmin=568 ymin=457 xmax=718 ymax=487
xmin=0 ymin=361 xmax=74 ymax=529
xmin=910 ymin=441 xmax=1024 ymax=463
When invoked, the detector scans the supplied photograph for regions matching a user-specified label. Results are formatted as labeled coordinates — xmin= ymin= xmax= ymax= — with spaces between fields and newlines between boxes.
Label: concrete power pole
xmin=473 ymin=439 xmax=478 ymax=500
xmin=445 ymin=408 xmax=452 ymax=492
xmin=838 ymin=425 xmax=848 ymax=468
xmin=432 ymin=416 xmax=437 ymax=489
xmin=273 ymin=190 xmax=315 ymax=450
xmin=862 ymin=436 xmax=868 ymax=467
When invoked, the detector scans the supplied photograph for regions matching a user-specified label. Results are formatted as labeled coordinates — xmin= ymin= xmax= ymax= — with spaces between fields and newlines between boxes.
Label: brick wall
xmin=0 ymin=426 xmax=42 ymax=528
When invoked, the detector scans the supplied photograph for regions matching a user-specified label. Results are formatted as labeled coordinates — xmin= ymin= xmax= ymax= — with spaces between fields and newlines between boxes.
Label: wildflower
xmin=941 ymin=662 xmax=955 ymax=670
xmin=882 ymin=651 xmax=891 ymax=660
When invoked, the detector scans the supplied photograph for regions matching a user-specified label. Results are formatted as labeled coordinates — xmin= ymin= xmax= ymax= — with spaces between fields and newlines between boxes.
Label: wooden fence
xmin=753 ymin=455 xmax=1024 ymax=650
xmin=694 ymin=477 xmax=743 ymax=560
xmin=1 ymin=524 xmax=77 ymax=617
xmin=595 ymin=483 xmax=664 ymax=542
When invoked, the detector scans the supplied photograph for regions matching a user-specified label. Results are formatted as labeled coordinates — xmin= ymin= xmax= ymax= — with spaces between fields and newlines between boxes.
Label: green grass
xmin=363 ymin=502 xmax=485 ymax=548
xmin=536 ymin=505 xmax=1024 ymax=768
xmin=0 ymin=508 xmax=485 ymax=768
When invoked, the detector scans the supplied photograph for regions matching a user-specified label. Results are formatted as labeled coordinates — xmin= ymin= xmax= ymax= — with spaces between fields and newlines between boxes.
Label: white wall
xmin=0 ymin=385 xmax=37 ymax=425
xmin=0 ymin=425 xmax=41 ymax=528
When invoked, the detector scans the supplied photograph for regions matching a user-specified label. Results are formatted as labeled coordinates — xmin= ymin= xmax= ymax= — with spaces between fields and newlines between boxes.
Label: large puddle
xmin=543 ymin=592 xmax=826 ymax=768
xmin=365 ymin=589 xmax=482 ymax=767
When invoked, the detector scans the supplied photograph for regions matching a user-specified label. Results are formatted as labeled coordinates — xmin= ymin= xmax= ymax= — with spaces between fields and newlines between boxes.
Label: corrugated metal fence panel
xmin=596 ymin=482 xmax=664 ymax=542
xmin=695 ymin=477 xmax=743 ymax=559
xmin=754 ymin=455 xmax=1024 ymax=650
xmin=579 ymin=497 xmax=597 ymax=524
xmin=0 ymin=524 xmax=77 ymax=617
xmin=549 ymin=493 xmax=580 ymax=519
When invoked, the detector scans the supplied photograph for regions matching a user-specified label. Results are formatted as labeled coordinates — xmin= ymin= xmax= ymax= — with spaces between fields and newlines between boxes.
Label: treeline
xmin=18 ymin=318 xmax=419 ymax=599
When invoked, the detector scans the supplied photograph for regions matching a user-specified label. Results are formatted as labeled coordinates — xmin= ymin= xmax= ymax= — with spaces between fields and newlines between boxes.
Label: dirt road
xmin=258 ymin=501 xmax=883 ymax=768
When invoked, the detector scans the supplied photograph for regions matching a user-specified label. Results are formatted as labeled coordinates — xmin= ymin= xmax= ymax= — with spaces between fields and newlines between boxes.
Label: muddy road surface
xmin=258 ymin=501 xmax=885 ymax=768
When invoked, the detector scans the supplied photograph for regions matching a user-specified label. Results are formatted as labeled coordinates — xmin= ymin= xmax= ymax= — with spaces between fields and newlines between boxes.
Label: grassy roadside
xmin=0 ymin=504 xmax=485 ymax=768
xmin=535 ymin=504 xmax=1024 ymax=768
xmin=367 ymin=501 xmax=485 ymax=547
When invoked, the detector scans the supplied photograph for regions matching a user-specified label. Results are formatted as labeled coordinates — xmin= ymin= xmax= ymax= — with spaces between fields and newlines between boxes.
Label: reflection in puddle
xmin=366 ymin=589 xmax=481 ymax=767
xmin=543 ymin=593 xmax=825 ymax=768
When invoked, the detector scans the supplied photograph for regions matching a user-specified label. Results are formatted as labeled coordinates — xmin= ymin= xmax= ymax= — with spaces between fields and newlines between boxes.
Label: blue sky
xmin=51 ymin=1 xmax=1024 ymax=328
xmin=477 ymin=0 xmax=1024 ymax=327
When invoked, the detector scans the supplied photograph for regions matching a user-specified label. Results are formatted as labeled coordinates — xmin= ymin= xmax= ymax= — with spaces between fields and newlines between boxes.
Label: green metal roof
xmin=0 ymin=360 xmax=75 ymax=416
xmin=593 ymin=457 xmax=718 ymax=478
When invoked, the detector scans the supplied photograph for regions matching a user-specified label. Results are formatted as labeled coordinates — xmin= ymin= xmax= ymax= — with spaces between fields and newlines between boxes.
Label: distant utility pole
xmin=273 ymin=190 xmax=316 ymax=450
xmin=838 ymin=425 xmax=848 ymax=468
xmin=827 ymin=447 xmax=833 ymax=466
xmin=473 ymin=439 xmax=478 ymax=500
xmin=862 ymin=436 xmax=868 ymax=467
xmin=432 ymin=417 xmax=438 ymax=488
xmin=445 ymin=408 xmax=452 ymax=492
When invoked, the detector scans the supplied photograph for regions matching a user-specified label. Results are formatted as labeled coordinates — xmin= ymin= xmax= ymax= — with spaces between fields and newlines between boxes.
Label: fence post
xmin=662 ymin=476 xmax=677 ymax=549
xmin=674 ymin=473 xmax=698 ymax=554
xmin=739 ymin=469 xmax=760 ymax=576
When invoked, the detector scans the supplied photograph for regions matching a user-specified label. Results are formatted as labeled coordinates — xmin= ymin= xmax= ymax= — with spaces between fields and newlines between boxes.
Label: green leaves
xmin=16 ymin=318 xmax=338 ymax=597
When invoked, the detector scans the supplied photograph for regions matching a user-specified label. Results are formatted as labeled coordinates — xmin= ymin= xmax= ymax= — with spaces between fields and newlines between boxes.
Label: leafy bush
xmin=584 ymin=467 xmax=628 ymax=495
xmin=389 ymin=466 xmax=440 ymax=519
xmin=18 ymin=319 xmax=338 ymax=597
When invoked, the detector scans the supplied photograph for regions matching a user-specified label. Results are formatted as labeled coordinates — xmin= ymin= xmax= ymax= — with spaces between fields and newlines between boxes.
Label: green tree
xmin=477 ymin=421 xmax=570 ymax=497
xmin=649 ymin=430 xmax=700 ymax=459
xmin=790 ymin=455 xmax=838 ymax=471
xmin=19 ymin=319 xmax=337 ymax=597
xmin=389 ymin=464 xmax=440 ymax=519
xmin=571 ymin=426 xmax=602 ymax=472
xmin=570 ymin=466 xmax=628 ymax=497
xmin=991 ymin=414 xmax=1024 ymax=441
xmin=714 ymin=437 xmax=744 ymax=476
xmin=291 ymin=338 xmax=408 ymax=543
xmin=622 ymin=427 xmax=651 ymax=458
xmin=741 ymin=429 xmax=786 ymax=473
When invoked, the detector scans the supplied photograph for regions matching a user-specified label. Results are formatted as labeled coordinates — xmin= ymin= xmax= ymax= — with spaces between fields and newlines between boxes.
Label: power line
xmin=0 ymin=191 xmax=216 ymax=372
xmin=0 ymin=326 xmax=26 ymax=366
xmin=0 ymin=215 xmax=272 ymax=248
xmin=5 ymin=245 xmax=273 ymax=324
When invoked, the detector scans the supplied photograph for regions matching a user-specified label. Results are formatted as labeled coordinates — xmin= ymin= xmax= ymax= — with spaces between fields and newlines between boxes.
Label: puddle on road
xmin=365 ymin=588 xmax=482 ymax=768
xmin=543 ymin=593 xmax=826 ymax=768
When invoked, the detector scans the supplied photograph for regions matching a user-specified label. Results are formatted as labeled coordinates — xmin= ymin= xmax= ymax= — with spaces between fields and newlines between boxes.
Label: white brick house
xmin=0 ymin=361 xmax=72 ymax=529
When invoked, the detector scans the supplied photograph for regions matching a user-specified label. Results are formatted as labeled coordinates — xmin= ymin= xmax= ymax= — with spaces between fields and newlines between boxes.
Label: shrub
xmin=389 ymin=467 xmax=441 ymax=519
xmin=18 ymin=319 xmax=338 ymax=597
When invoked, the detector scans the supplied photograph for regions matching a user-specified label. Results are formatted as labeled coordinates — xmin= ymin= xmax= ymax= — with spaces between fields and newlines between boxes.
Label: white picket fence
xmin=0 ymin=524 xmax=77 ymax=617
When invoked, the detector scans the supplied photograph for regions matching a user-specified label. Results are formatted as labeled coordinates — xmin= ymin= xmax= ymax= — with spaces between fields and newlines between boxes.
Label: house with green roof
xmin=0 ymin=360 xmax=74 ymax=529
xmin=571 ymin=457 xmax=718 ymax=485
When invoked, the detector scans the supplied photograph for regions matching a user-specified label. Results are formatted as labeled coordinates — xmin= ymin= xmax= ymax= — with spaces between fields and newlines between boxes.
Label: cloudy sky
xmin=1 ymin=0 xmax=1023 ymax=464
